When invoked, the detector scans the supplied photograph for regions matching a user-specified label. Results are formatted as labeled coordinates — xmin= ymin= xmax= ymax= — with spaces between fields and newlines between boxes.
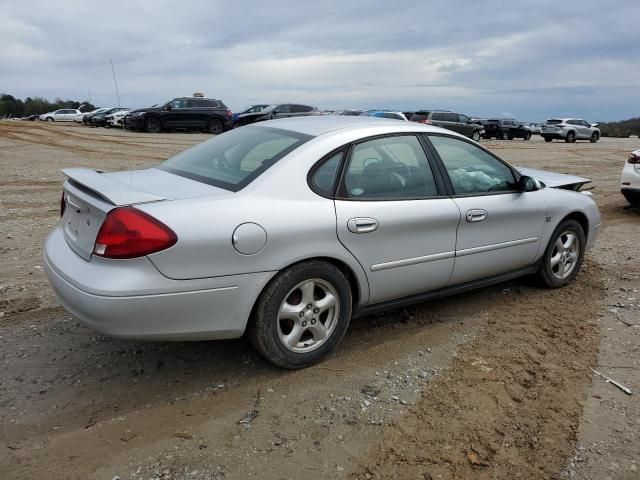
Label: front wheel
xmin=501 ymin=131 xmax=509 ymax=140
xmin=249 ymin=261 xmax=352 ymax=369
xmin=144 ymin=117 xmax=162 ymax=133
xmin=471 ymin=130 xmax=481 ymax=142
xmin=524 ymin=132 xmax=532 ymax=141
xmin=537 ymin=219 xmax=585 ymax=288
xmin=590 ymin=132 xmax=599 ymax=143
xmin=46 ymin=117 xmax=54 ymax=122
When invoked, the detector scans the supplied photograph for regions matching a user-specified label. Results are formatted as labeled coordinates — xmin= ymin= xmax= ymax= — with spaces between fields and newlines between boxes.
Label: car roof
xmin=248 ymin=115 xmax=455 ymax=137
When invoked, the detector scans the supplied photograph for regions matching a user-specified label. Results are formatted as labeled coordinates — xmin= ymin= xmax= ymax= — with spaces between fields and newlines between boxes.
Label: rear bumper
xmin=622 ymin=188 xmax=640 ymax=205
xmin=43 ymin=227 xmax=275 ymax=340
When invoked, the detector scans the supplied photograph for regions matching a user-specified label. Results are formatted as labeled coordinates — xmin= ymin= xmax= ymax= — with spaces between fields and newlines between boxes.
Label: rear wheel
xmin=144 ymin=116 xmax=162 ymax=133
xmin=565 ymin=131 xmax=576 ymax=143
xmin=249 ymin=261 xmax=352 ymax=369
xmin=207 ymin=118 xmax=223 ymax=134
xmin=501 ymin=131 xmax=509 ymax=140
xmin=524 ymin=132 xmax=532 ymax=141
xmin=537 ymin=219 xmax=585 ymax=288
xmin=590 ymin=132 xmax=599 ymax=143
xmin=471 ymin=130 xmax=481 ymax=142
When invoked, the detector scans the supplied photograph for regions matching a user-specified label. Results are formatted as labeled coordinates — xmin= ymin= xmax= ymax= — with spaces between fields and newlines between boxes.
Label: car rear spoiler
xmin=62 ymin=168 xmax=166 ymax=206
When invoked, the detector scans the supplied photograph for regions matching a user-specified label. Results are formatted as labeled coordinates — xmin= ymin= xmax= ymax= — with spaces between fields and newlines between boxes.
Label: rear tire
xmin=544 ymin=137 xmax=553 ymax=142
xmin=207 ymin=118 xmax=223 ymax=134
xmin=144 ymin=116 xmax=162 ymax=133
xmin=524 ymin=132 xmax=532 ymax=141
xmin=537 ymin=219 xmax=585 ymax=288
xmin=46 ymin=117 xmax=54 ymax=122
xmin=501 ymin=131 xmax=509 ymax=140
xmin=590 ymin=132 xmax=599 ymax=143
xmin=249 ymin=261 xmax=352 ymax=369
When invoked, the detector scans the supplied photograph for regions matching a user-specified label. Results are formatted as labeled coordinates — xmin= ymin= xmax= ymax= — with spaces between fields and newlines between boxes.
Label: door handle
xmin=466 ymin=209 xmax=488 ymax=223
xmin=347 ymin=217 xmax=379 ymax=234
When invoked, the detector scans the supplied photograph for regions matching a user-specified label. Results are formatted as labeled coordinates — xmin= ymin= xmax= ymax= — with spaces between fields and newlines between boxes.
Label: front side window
xmin=168 ymin=99 xmax=188 ymax=109
xmin=159 ymin=126 xmax=312 ymax=191
xmin=429 ymin=135 xmax=516 ymax=195
xmin=275 ymin=105 xmax=291 ymax=114
xmin=458 ymin=114 xmax=470 ymax=123
xmin=342 ymin=135 xmax=438 ymax=199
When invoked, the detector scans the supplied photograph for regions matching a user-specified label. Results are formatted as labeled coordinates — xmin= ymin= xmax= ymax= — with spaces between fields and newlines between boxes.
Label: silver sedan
xmin=44 ymin=117 xmax=601 ymax=368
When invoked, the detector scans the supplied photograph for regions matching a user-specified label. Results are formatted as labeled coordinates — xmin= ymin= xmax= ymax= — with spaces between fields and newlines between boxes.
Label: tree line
xmin=0 ymin=93 xmax=96 ymax=118
xmin=598 ymin=117 xmax=640 ymax=138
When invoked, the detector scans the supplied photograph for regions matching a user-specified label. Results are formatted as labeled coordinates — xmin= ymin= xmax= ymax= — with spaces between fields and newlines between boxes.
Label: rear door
xmin=333 ymin=134 xmax=460 ymax=304
xmin=427 ymin=134 xmax=547 ymax=285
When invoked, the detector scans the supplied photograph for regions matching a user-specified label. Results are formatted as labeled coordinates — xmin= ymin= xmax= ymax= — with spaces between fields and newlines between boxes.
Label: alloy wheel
xmin=277 ymin=278 xmax=340 ymax=353
xmin=550 ymin=231 xmax=580 ymax=279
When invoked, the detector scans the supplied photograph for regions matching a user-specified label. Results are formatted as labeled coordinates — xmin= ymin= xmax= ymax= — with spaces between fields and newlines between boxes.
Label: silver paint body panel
xmin=44 ymin=116 xmax=601 ymax=340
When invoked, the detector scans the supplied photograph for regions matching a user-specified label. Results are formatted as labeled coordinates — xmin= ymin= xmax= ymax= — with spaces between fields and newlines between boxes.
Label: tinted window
xmin=458 ymin=114 xmax=470 ymax=123
xmin=383 ymin=113 xmax=403 ymax=120
xmin=168 ymin=99 xmax=188 ymax=109
xmin=343 ymin=135 xmax=438 ymax=199
xmin=443 ymin=113 xmax=458 ymax=122
xmin=299 ymin=105 xmax=314 ymax=113
xmin=429 ymin=135 xmax=516 ymax=195
xmin=410 ymin=112 xmax=430 ymax=122
xmin=159 ymin=126 xmax=312 ymax=191
xmin=581 ymin=120 xmax=590 ymax=127
xmin=547 ymin=119 xmax=563 ymax=125
xmin=206 ymin=99 xmax=221 ymax=108
xmin=432 ymin=112 xmax=445 ymax=121
xmin=276 ymin=105 xmax=291 ymax=114
xmin=311 ymin=151 xmax=343 ymax=196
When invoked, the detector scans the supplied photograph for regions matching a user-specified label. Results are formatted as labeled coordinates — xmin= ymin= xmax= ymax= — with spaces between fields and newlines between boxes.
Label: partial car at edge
xmin=621 ymin=149 xmax=640 ymax=207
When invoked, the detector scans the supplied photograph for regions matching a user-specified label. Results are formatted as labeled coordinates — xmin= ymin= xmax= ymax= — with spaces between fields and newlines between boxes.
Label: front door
xmin=427 ymin=134 xmax=547 ymax=285
xmin=334 ymin=134 xmax=460 ymax=304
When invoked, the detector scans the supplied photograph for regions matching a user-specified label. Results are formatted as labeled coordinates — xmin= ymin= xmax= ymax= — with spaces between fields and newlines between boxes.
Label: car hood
xmin=129 ymin=107 xmax=161 ymax=114
xmin=516 ymin=167 xmax=591 ymax=190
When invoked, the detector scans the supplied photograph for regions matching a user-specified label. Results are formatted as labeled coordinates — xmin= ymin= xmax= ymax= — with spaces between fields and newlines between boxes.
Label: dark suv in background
xmin=124 ymin=95 xmax=233 ymax=134
xmin=483 ymin=118 xmax=532 ymax=141
xmin=409 ymin=110 xmax=484 ymax=141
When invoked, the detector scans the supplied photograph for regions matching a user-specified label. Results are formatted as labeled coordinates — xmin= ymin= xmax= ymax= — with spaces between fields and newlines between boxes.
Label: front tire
xmin=565 ymin=131 xmax=576 ymax=143
xmin=537 ymin=219 xmax=585 ymax=288
xmin=46 ymin=117 xmax=54 ymax=122
xmin=472 ymin=130 xmax=481 ymax=142
xmin=144 ymin=116 xmax=162 ymax=133
xmin=524 ymin=132 xmax=532 ymax=141
xmin=590 ymin=132 xmax=599 ymax=143
xmin=249 ymin=261 xmax=352 ymax=369
xmin=501 ymin=131 xmax=509 ymax=140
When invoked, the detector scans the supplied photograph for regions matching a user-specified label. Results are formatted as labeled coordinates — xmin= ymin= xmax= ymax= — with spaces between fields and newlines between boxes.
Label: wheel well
xmin=564 ymin=212 xmax=589 ymax=241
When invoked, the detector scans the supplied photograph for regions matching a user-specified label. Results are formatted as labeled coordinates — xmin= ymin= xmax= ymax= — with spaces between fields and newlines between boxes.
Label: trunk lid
xmin=61 ymin=168 xmax=229 ymax=260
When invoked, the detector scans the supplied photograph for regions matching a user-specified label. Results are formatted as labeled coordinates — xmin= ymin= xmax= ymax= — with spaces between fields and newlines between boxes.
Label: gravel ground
xmin=0 ymin=121 xmax=638 ymax=479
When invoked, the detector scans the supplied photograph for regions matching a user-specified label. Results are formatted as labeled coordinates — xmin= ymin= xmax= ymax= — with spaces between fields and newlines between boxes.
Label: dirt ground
xmin=0 ymin=121 xmax=638 ymax=480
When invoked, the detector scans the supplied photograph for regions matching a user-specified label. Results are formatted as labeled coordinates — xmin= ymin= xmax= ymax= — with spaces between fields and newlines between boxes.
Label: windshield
xmin=242 ymin=105 xmax=268 ymax=114
xmin=158 ymin=126 xmax=313 ymax=191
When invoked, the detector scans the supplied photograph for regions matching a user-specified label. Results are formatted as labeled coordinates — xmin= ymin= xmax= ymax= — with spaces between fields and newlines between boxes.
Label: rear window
xmin=158 ymin=126 xmax=313 ymax=191
xmin=487 ymin=119 xmax=500 ymax=124
xmin=547 ymin=119 xmax=563 ymax=125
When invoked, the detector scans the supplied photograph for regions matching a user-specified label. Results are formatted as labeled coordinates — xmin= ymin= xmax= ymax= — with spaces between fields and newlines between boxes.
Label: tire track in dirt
xmin=355 ymin=262 xmax=604 ymax=479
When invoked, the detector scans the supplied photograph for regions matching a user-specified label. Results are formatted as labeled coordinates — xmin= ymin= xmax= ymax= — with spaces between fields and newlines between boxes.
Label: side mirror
xmin=165 ymin=105 xmax=172 ymax=111
xmin=591 ymin=123 xmax=599 ymax=127
xmin=519 ymin=175 xmax=541 ymax=192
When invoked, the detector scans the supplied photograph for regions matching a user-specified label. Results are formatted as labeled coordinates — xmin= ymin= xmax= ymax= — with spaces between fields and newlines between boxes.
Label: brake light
xmin=94 ymin=207 xmax=177 ymax=259
xmin=60 ymin=192 xmax=66 ymax=217
xmin=628 ymin=153 xmax=640 ymax=164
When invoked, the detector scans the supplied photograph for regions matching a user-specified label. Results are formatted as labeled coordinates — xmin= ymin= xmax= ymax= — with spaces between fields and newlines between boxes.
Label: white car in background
xmin=622 ymin=149 xmax=640 ymax=207
xmin=39 ymin=109 xmax=82 ymax=122
xmin=105 ymin=108 xmax=132 ymax=127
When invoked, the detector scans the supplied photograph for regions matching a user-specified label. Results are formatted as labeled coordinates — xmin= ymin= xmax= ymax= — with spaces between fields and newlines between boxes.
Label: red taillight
xmin=628 ymin=153 xmax=640 ymax=164
xmin=60 ymin=192 xmax=66 ymax=217
xmin=94 ymin=207 xmax=177 ymax=259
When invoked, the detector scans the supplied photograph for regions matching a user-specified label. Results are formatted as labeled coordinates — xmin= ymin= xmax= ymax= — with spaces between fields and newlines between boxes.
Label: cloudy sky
xmin=2 ymin=0 xmax=638 ymax=121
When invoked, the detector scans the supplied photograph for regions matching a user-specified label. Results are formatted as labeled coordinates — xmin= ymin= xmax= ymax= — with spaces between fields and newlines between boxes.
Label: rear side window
xmin=342 ymin=135 xmax=438 ymax=199
xmin=410 ymin=112 xmax=430 ymax=122
xmin=443 ymin=113 xmax=458 ymax=122
xmin=432 ymin=112 xmax=445 ymax=121
xmin=159 ymin=126 xmax=312 ymax=191
xmin=429 ymin=135 xmax=516 ymax=195
xmin=311 ymin=151 xmax=343 ymax=196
